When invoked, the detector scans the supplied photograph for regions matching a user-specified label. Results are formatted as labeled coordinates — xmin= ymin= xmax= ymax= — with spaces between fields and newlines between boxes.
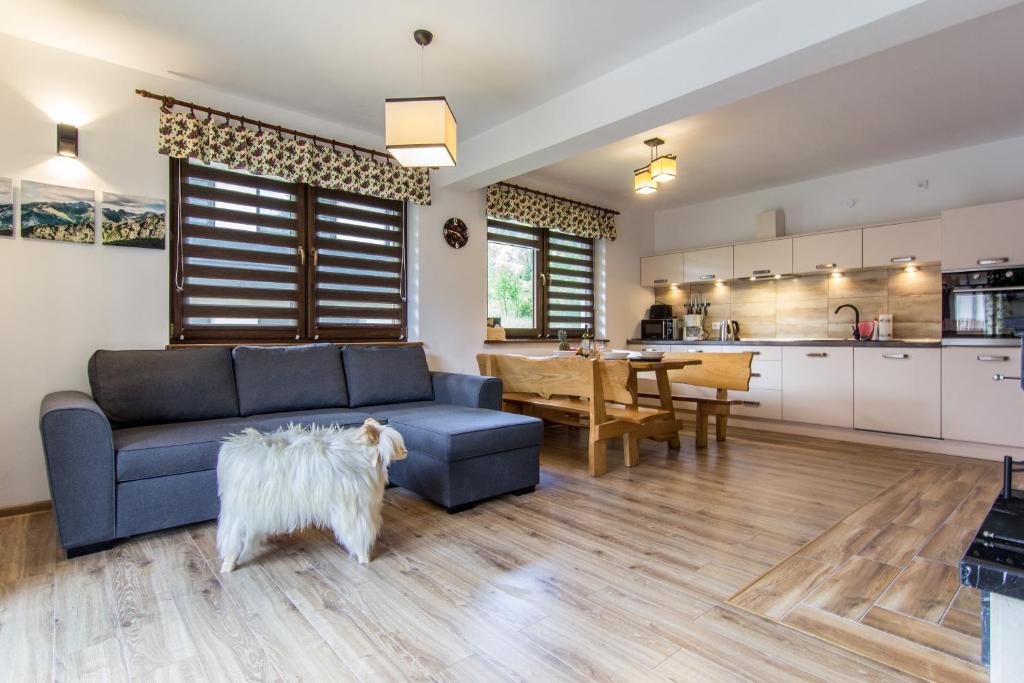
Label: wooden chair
xmin=477 ymin=354 xmax=678 ymax=476
xmin=638 ymin=351 xmax=754 ymax=448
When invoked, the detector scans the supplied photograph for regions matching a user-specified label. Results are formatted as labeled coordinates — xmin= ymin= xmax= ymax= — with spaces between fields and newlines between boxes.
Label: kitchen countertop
xmin=626 ymin=338 xmax=943 ymax=348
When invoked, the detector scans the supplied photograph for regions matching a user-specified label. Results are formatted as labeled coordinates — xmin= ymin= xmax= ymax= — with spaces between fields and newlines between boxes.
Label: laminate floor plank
xmin=0 ymin=425 xmax=1000 ymax=682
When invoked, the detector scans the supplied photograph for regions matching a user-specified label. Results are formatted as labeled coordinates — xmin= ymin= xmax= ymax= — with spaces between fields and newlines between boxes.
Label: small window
xmin=486 ymin=218 xmax=595 ymax=338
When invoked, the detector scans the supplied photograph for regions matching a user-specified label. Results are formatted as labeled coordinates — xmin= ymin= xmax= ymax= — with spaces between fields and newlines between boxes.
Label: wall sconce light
xmin=57 ymin=123 xmax=79 ymax=157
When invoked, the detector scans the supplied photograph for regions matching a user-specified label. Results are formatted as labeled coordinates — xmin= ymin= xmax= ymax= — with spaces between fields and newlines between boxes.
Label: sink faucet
xmin=834 ymin=304 xmax=862 ymax=340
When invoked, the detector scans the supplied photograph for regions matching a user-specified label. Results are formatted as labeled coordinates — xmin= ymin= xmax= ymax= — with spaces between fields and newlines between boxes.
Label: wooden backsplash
xmin=654 ymin=266 xmax=941 ymax=340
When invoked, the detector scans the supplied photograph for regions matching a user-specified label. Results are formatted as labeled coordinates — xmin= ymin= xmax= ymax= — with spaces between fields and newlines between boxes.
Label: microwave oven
xmin=640 ymin=318 xmax=679 ymax=340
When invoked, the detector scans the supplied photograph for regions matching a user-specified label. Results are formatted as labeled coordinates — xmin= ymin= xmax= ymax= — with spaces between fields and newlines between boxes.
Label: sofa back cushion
xmin=89 ymin=348 xmax=239 ymax=427
xmin=343 ymin=345 xmax=434 ymax=408
xmin=232 ymin=344 xmax=348 ymax=416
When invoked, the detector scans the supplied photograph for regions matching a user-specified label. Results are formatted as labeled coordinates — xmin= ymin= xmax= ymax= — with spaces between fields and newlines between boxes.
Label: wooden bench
xmin=638 ymin=351 xmax=754 ymax=448
xmin=478 ymin=354 xmax=682 ymax=476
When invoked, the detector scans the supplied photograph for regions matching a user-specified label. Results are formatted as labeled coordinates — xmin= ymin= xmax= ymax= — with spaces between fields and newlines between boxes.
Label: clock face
xmin=443 ymin=217 xmax=468 ymax=249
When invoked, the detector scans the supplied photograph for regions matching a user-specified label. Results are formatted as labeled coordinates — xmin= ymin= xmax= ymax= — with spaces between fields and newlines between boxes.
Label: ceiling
xmin=522 ymin=3 xmax=1024 ymax=209
xmin=0 ymin=0 xmax=758 ymax=139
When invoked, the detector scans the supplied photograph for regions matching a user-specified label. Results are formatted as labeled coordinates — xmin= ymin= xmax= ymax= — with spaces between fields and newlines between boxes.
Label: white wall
xmin=0 ymin=34 xmax=650 ymax=507
xmin=653 ymin=134 xmax=1024 ymax=252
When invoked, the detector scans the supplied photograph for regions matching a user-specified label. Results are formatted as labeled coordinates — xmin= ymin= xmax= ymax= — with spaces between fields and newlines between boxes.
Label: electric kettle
xmin=717 ymin=320 xmax=740 ymax=341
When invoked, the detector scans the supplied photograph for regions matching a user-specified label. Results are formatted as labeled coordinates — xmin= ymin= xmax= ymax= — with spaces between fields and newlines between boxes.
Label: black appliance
xmin=640 ymin=318 xmax=677 ymax=340
xmin=942 ymin=267 xmax=1024 ymax=343
xmin=649 ymin=304 xmax=674 ymax=319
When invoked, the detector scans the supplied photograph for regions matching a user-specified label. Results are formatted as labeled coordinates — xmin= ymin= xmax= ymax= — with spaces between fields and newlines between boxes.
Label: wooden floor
xmin=0 ymin=425 xmax=1000 ymax=682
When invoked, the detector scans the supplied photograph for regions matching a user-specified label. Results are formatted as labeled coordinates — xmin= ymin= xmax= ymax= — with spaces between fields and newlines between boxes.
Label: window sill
xmin=483 ymin=338 xmax=610 ymax=344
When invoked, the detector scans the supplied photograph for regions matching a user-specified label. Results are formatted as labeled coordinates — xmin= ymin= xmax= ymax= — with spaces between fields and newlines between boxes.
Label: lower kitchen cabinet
xmin=782 ymin=347 xmax=854 ymax=428
xmin=942 ymin=347 xmax=1024 ymax=447
xmin=854 ymin=348 xmax=940 ymax=437
xmin=731 ymin=388 xmax=783 ymax=420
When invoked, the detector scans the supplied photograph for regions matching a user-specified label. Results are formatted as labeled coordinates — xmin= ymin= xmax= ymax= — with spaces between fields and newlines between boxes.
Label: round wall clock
xmin=443 ymin=217 xmax=469 ymax=249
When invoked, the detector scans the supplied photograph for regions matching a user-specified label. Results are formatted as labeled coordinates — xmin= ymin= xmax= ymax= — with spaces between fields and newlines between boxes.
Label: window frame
xmin=486 ymin=218 xmax=596 ymax=339
xmin=169 ymin=158 xmax=407 ymax=344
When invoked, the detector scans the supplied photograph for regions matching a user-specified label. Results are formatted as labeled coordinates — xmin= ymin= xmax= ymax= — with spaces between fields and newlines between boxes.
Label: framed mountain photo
xmin=20 ymin=180 xmax=95 ymax=243
xmin=101 ymin=193 xmax=166 ymax=249
xmin=0 ymin=178 xmax=12 ymax=237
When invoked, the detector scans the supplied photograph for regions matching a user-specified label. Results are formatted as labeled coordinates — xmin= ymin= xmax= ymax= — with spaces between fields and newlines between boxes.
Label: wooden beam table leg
xmin=589 ymin=437 xmax=608 ymax=476
xmin=695 ymin=403 xmax=710 ymax=449
xmin=624 ymin=434 xmax=640 ymax=467
xmin=655 ymin=368 xmax=682 ymax=450
xmin=715 ymin=388 xmax=729 ymax=442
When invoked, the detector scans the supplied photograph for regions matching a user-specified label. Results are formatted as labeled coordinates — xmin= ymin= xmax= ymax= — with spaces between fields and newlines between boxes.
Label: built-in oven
xmin=943 ymin=267 xmax=1024 ymax=344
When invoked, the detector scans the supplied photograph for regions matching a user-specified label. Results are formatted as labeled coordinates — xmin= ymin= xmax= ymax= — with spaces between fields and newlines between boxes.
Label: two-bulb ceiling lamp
xmin=633 ymin=137 xmax=676 ymax=195
xmin=385 ymin=29 xmax=457 ymax=168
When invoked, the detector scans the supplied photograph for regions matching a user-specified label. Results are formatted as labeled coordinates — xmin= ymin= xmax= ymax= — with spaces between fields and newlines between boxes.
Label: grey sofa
xmin=39 ymin=344 xmax=542 ymax=557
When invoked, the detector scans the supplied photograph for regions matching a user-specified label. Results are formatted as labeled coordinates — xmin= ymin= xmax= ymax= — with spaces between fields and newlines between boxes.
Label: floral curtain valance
xmin=486 ymin=184 xmax=616 ymax=240
xmin=157 ymin=110 xmax=431 ymax=205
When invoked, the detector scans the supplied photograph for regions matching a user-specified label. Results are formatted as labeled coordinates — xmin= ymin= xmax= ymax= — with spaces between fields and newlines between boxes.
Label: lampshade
xmin=649 ymin=154 xmax=676 ymax=182
xmin=385 ymin=96 xmax=457 ymax=168
xmin=634 ymin=167 xmax=657 ymax=195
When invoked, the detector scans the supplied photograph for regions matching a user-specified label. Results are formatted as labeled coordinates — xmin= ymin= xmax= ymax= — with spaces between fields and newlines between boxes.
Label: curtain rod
xmin=136 ymin=89 xmax=393 ymax=161
xmin=495 ymin=181 xmax=619 ymax=216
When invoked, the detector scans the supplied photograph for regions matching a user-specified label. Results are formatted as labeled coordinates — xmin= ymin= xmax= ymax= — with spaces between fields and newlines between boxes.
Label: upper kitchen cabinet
xmin=640 ymin=252 xmax=685 ymax=287
xmin=942 ymin=198 xmax=1024 ymax=271
xmin=863 ymin=218 xmax=941 ymax=268
xmin=734 ymin=238 xmax=793 ymax=279
xmin=683 ymin=245 xmax=733 ymax=283
xmin=793 ymin=230 xmax=862 ymax=274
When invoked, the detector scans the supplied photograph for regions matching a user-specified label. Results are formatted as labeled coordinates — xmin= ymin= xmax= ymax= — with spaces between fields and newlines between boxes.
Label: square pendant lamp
xmin=649 ymin=153 xmax=677 ymax=182
xmin=385 ymin=29 xmax=457 ymax=168
xmin=385 ymin=96 xmax=457 ymax=167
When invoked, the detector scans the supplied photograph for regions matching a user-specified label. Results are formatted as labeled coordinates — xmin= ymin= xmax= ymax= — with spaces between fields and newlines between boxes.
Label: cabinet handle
xmin=882 ymin=353 xmax=908 ymax=359
xmin=751 ymin=351 xmax=760 ymax=355
xmin=978 ymin=355 xmax=1010 ymax=362
xmin=653 ymin=278 xmax=668 ymax=284
xmin=752 ymin=269 xmax=772 ymax=275
xmin=994 ymin=374 xmax=1022 ymax=382
xmin=750 ymin=372 xmax=762 ymax=378
xmin=978 ymin=257 xmax=1010 ymax=266
xmin=699 ymin=274 xmax=716 ymax=281
xmin=740 ymin=401 xmax=761 ymax=407
xmin=806 ymin=352 xmax=828 ymax=357
xmin=815 ymin=262 xmax=837 ymax=270
xmin=890 ymin=255 xmax=916 ymax=264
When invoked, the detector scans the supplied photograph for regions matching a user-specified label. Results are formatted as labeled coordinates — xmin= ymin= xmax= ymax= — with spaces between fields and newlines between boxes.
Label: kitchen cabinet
xmin=793 ymin=230 xmax=862 ymax=274
xmin=862 ymin=218 xmax=941 ymax=268
xmin=782 ymin=346 xmax=853 ymax=428
xmin=731 ymin=389 xmax=783 ymax=420
xmin=640 ymin=253 xmax=685 ymax=287
xmin=942 ymin=199 xmax=1024 ymax=271
xmin=854 ymin=348 xmax=940 ymax=437
xmin=683 ymin=246 xmax=733 ymax=284
xmin=734 ymin=238 xmax=793 ymax=279
xmin=942 ymin=347 xmax=1024 ymax=447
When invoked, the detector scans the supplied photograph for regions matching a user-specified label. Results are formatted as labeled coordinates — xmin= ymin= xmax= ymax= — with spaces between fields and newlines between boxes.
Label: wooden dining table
xmin=625 ymin=358 xmax=702 ymax=450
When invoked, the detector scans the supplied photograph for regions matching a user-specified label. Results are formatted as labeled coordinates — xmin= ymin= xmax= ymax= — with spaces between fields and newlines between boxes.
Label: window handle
xmin=313 ymin=248 xmax=319 ymax=267
xmin=540 ymin=273 xmax=547 ymax=287
xmin=298 ymin=246 xmax=305 ymax=265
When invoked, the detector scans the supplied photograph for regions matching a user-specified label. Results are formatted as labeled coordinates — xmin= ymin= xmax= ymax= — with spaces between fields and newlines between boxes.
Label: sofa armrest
xmin=431 ymin=372 xmax=503 ymax=411
xmin=39 ymin=391 xmax=116 ymax=551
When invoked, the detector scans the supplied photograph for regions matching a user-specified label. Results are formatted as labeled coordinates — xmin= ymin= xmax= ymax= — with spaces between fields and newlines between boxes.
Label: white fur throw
xmin=216 ymin=418 xmax=407 ymax=572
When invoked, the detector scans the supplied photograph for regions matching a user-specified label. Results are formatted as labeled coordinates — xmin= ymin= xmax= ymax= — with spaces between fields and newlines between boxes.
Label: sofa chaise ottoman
xmin=39 ymin=344 xmax=542 ymax=557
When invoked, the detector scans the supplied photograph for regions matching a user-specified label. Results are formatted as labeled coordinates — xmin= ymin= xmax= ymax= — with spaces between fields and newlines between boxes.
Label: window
xmin=486 ymin=218 xmax=595 ymax=338
xmin=170 ymin=158 xmax=406 ymax=343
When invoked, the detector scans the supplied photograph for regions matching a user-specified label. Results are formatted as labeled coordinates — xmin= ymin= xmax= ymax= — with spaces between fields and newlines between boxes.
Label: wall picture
xmin=20 ymin=180 xmax=95 ymax=243
xmin=0 ymin=178 xmax=11 ymax=237
xmin=101 ymin=193 xmax=166 ymax=249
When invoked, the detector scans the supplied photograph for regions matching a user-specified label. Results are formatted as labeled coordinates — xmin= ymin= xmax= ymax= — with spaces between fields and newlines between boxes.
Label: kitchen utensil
xmin=857 ymin=320 xmax=876 ymax=339
xmin=640 ymin=350 xmax=665 ymax=360
xmin=878 ymin=313 xmax=893 ymax=341
xmin=717 ymin=319 xmax=740 ymax=341
xmin=601 ymin=350 xmax=630 ymax=360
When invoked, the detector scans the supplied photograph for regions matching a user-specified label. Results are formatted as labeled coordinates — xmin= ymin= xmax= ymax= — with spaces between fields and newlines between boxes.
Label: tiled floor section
xmin=729 ymin=461 xmax=1000 ymax=682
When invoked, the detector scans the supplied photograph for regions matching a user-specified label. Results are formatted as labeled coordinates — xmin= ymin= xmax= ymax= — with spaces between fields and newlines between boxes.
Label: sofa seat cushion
xmin=343 ymin=346 xmax=434 ymax=408
xmin=114 ymin=408 xmax=371 ymax=482
xmin=367 ymin=403 xmax=543 ymax=463
xmin=232 ymin=344 xmax=348 ymax=416
xmin=90 ymin=348 xmax=239 ymax=427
